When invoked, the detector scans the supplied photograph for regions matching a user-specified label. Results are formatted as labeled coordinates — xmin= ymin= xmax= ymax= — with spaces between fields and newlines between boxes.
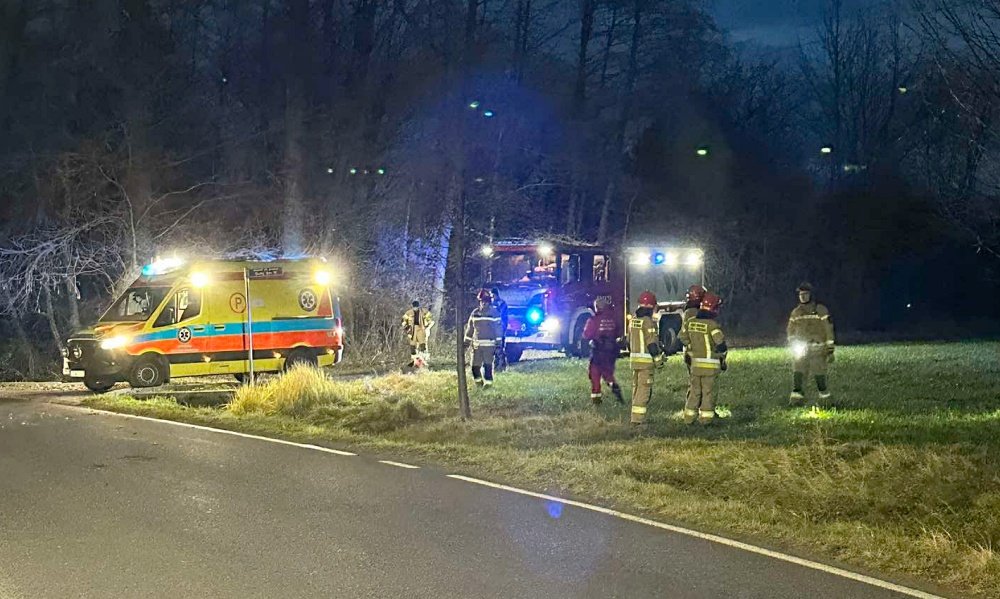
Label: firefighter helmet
xmin=700 ymin=292 xmax=723 ymax=315
xmin=477 ymin=289 xmax=492 ymax=303
xmin=638 ymin=291 xmax=657 ymax=308
xmin=411 ymin=300 xmax=420 ymax=308
xmin=797 ymin=282 xmax=814 ymax=292
xmin=594 ymin=297 xmax=611 ymax=312
xmin=686 ymin=284 xmax=707 ymax=306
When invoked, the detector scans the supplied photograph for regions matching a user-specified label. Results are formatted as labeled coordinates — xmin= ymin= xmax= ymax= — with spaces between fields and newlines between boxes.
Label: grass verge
xmin=86 ymin=342 xmax=1000 ymax=597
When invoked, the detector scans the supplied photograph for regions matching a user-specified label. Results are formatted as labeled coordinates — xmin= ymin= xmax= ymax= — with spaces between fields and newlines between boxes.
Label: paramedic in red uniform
xmin=582 ymin=297 xmax=624 ymax=404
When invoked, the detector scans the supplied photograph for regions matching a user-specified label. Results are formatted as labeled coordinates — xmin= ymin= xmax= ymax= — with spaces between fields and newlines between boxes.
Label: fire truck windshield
xmin=490 ymin=253 xmax=557 ymax=284
xmin=100 ymin=287 xmax=172 ymax=323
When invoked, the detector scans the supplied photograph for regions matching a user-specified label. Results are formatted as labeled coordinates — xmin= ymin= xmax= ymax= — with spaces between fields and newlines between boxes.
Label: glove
xmin=684 ymin=354 xmax=692 ymax=367
xmin=588 ymin=339 xmax=595 ymax=350
xmin=463 ymin=340 xmax=471 ymax=350
xmin=826 ymin=345 xmax=835 ymax=363
xmin=720 ymin=356 xmax=728 ymax=372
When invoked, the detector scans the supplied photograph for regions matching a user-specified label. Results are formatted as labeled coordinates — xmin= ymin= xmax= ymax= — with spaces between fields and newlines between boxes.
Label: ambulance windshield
xmin=101 ymin=287 xmax=172 ymax=323
xmin=490 ymin=253 xmax=557 ymax=285
xmin=627 ymin=268 xmax=702 ymax=305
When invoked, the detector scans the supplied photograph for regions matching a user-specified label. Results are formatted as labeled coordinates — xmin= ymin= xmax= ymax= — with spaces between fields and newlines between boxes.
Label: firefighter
xmin=465 ymin=289 xmax=503 ymax=387
xmin=679 ymin=292 xmax=727 ymax=425
xmin=491 ymin=287 xmax=509 ymax=372
xmin=582 ymin=297 xmax=624 ymax=405
xmin=682 ymin=284 xmax=707 ymax=375
xmin=402 ymin=300 xmax=434 ymax=368
xmin=787 ymin=282 xmax=835 ymax=405
xmin=628 ymin=291 xmax=662 ymax=425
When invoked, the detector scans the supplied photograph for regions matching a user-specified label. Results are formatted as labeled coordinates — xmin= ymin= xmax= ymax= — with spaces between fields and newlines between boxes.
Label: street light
xmin=696 ymin=145 xmax=710 ymax=157
xmin=483 ymin=110 xmax=495 ymax=118
xmin=820 ymin=146 xmax=833 ymax=155
xmin=469 ymin=100 xmax=480 ymax=109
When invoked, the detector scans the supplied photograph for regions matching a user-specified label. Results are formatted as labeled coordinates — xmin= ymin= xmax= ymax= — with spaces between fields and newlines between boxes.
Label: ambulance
xmin=62 ymin=257 xmax=344 ymax=392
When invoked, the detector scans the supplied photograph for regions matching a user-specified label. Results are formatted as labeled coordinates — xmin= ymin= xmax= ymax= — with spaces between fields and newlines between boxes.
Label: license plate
xmin=70 ymin=370 xmax=85 ymax=378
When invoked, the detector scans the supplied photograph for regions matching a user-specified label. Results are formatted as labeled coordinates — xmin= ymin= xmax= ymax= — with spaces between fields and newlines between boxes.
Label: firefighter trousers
xmin=685 ymin=373 xmax=717 ymax=418
xmin=793 ymin=348 xmax=829 ymax=393
xmin=471 ymin=346 xmax=495 ymax=384
xmin=630 ymin=367 xmax=654 ymax=424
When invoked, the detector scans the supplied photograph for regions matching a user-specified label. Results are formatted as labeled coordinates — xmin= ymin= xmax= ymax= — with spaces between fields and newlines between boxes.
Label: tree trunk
xmin=11 ymin=314 xmax=38 ymax=379
xmin=43 ymin=287 xmax=64 ymax=353
xmin=573 ymin=0 xmax=596 ymax=115
xmin=63 ymin=245 xmax=81 ymax=331
xmin=597 ymin=0 xmax=643 ymax=244
xmin=282 ymin=0 xmax=310 ymax=255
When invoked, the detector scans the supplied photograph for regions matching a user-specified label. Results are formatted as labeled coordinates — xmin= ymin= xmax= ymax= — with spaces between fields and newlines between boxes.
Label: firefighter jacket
xmin=680 ymin=314 xmax=727 ymax=374
xmin=402 ymin=307 xmax=433 ymax=345
xmin=628 ymin=314 xmax=660 ymax=369
xmin=465 ymin=305 xmax=502 ymax=348
xmin=682 ymin=307 xmax=699 ymax=323
xmin=583 ymin=307 xmax=622 ymax=354
xmin=787 ymin=302 xmax=835 ymax=347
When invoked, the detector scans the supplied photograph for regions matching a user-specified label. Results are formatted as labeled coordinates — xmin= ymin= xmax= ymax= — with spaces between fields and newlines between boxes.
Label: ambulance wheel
xmin=128 ymin=355 xmax=168 ymax=388
xmin=284 ymin=348 xmax=317 ymax=371
xmin=84 ymin=376 xmax=115 ymax=394
xmin=659 ymin=315 xmax=682 ymax=355
xmin=234 ymin=373 xmax=259 ymax=384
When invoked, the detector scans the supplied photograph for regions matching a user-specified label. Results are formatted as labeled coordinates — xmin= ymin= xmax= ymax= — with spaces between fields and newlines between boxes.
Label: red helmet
xmin=638 ymin=291 xmax=657 ymax=308
xmin=686 ymin=284 xmax=707 ymax=306
xmin=700 ymin=292 xmax=723 ymax=314
xmin=477 ymin=289 xmax=492 ymax=302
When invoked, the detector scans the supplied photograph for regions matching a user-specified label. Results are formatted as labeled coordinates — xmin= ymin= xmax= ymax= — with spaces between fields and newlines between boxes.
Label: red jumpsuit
xmin=582 ymin=307 xmax=623 ymax=398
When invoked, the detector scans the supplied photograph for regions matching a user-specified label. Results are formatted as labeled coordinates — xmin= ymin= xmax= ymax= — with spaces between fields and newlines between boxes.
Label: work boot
xmin=789 ymin=391 xmax=805 ymax=407
xmin=683 ymin=409 xmax=698 ymax=425
xmin=698 ymin=410 xmax=716 ymax=426
xmin=473 ymin=378 xmax=484 ymax=386
xmin=590 ymin=393 xmax=603 ymax=405
xmin=818 ymin=391 xmax=832 ymax=401
xmin=483 ymin=379 xmax=493 ymax=388
xmin=610 ymin=383 xmax=624 ymax=404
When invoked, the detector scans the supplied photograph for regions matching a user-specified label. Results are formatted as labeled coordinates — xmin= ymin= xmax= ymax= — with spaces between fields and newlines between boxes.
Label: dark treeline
xmin=1 ymin=0 xmax=999 ymax=378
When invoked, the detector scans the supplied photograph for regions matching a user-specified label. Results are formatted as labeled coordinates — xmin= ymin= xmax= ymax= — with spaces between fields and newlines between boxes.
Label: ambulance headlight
xmin=70 ymin=345 xmax=83 ymax=360
xmin=481 ymin=245 xmax=494 ymax=258
xmin=191 ymin=272 xmax=210 ymax=288
xmin=100 ymin=335 xmax=130 ymax=350
xmin=314 ymin=270 xmax=332 ymax=286
xmin=790 ymin=340 xmax=808 ymax=360
xmin=539 ymin=318 xmax=560 ymax=332
xmin=665 ymin=251 xmax=679 ymax=268
xmin=537 ymin=242 xmax=554 ymax=257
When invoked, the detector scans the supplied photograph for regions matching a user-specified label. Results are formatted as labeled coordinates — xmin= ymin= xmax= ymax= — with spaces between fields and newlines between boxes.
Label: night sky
xmin=710 ymin=0 xmax=872 ymax=46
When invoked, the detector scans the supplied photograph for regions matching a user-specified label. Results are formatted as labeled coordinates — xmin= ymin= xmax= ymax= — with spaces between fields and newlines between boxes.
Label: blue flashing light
xmin=652 ymin=252 xmax=666 ymax=265
xmin=141 ymin=264 xmax=154 ymax=276
xmin=483 ymin=110 xmax=495 ymax=118
xmin=526 ymin=306 xmax=544 ymax=325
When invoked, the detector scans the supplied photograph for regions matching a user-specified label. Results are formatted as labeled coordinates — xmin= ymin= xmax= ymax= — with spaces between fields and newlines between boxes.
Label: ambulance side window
xmin=152 ymin=289 xmax=202 ymax=328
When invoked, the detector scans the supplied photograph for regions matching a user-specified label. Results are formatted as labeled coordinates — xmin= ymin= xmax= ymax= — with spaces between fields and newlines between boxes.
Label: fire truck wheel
xmin=128 ymin=355 xmax=168 ymax=388
xmin=571 ymin=317 xmax=592 ymax=359
xmin=504 ymin=345 xmax=524 ymax=364
xmin=84 ymin=376 xmax=115 ymax=393
xmin=284 ymin=348 xmax=318 ymax=371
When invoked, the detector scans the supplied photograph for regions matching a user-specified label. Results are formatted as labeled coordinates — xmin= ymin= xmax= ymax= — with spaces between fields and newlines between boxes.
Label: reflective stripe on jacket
xmin=627 ymin=315 xmax=658 ymax=369
xmin=465 ymin=305 xmax=502 ymax=348
xmin=787 ymin=302 xmax=835 ymax=345
xmin=680 ymin=317 xmax=726 ymax=372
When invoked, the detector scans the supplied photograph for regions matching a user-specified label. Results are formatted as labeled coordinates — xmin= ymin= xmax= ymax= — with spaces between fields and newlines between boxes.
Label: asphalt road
xmin=0 ymin=396 xmax=943 ymax=599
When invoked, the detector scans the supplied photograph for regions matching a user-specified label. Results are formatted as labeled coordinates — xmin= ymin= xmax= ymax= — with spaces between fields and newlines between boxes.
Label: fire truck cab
xmin=480 ymin=240 xmax=705 ymax=362
xmin=481 ymin=239 xmax=622 ymax=362
xmin=63 ymin=257 xmax=344 ymax=392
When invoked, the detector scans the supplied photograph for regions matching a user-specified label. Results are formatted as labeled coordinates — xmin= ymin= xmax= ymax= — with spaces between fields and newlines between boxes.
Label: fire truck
xmin=479 ymin=239 xmax=705 ymax=363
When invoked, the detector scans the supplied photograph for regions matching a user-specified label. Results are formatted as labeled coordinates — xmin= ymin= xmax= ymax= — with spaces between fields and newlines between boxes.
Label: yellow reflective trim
xmin=699 ymin=411 xmax=715 ymax=418
xmin=631 ymin=406 xmax=647 ymax=414
xmin=688 ymin=321 xmax=708 ymax=333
